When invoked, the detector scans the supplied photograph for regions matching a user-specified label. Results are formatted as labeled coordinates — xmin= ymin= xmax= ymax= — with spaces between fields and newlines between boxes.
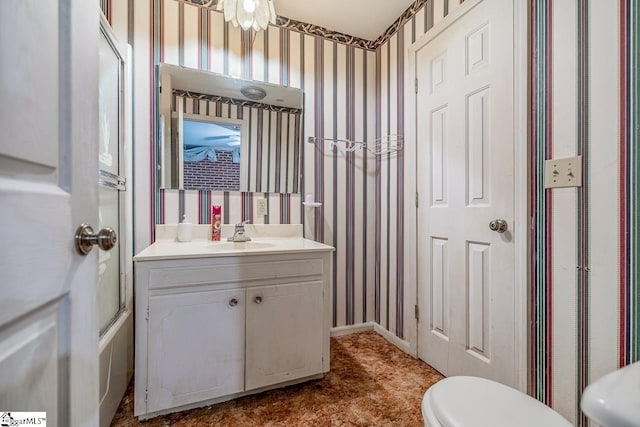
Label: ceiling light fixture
xmin=215 ymin=0 xmax=277 ymax=32
xmin=240 ymin=85 xmax=267 ymax=100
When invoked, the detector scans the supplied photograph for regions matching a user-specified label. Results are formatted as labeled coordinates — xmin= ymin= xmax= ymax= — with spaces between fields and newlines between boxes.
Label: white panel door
xmin=246 ymin=282 xmax=323 ymax=390
xmin=147 ymin=289 xmax=245 ymax=413
xmin=416 ymin=0 xmax=515 ymax=386
xmin=0 ymin=2 xmax=99 ymax=426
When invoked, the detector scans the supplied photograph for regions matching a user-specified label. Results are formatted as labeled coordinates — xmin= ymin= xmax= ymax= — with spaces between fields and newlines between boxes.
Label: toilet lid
xmin=429 ymin=376 xmax=573 ymax=427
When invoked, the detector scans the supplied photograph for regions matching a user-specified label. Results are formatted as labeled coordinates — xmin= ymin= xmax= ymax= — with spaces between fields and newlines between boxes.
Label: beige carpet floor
xmin=111 ymin=331 xmax=444 ymax=426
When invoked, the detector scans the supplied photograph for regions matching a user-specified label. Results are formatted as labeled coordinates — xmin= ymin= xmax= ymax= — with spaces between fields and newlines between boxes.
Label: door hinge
xmin=415 ymin=78 xmax=419 ymax=94
xmin=415 ymin=192 xmax=419 ymax=208
xmin=415 ymin=304 xmax=419 ymax=320
xmin=145 ymin=387 xmax=148 ymax=403
xmin=145 ymin=306 xmax=149 ymax=321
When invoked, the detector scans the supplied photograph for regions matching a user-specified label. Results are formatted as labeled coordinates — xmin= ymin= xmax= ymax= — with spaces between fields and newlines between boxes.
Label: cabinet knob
xmin=254 ymin=296 xmax=263 ymax=304
xmin=229 ymin=298 xmax=238 ymax=307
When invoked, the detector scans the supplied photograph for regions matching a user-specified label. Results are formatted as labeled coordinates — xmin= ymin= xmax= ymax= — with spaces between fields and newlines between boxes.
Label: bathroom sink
xmin=207 ymin=241 xmax=276 ymax=251
xmin=581 ymin=361 xmax=640 ymax=426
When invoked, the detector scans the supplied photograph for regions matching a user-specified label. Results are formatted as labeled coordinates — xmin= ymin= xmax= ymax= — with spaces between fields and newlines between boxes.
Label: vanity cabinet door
xmin=245 ymin=281 xmax=324 ymax=390
xmin=146 ymin=288 xmax=245 ymax=413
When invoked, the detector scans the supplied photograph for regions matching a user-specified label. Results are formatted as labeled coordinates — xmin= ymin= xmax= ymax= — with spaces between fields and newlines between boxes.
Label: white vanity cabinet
xmin=245 ymin=281 xmax=324 ymax=390
xmin=133 ymin=243 xmax=332 ymax=419
xmin=146 ymin=288 xmax=245 ymax=414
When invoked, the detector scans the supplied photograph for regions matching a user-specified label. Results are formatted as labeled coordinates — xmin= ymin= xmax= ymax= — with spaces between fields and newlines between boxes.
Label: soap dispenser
xmin=177 ymin=214 xmax=193 ymax=242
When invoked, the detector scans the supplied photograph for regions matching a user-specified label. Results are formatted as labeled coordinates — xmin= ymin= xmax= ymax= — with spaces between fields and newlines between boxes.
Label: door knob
xmin=75 ymin=224 xmax=117 ymax=255
xmin=489 ymin=219 xmax=508 ymax=233
xmin=229 ymin=298 xmax=238 ymax=307
xmin=254 ymin=296 xmax=263 ymax=304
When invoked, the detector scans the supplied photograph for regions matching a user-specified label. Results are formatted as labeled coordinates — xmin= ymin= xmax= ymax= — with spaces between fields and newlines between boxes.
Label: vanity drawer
xmin=147 ymin=257 xmax=325 ymax=290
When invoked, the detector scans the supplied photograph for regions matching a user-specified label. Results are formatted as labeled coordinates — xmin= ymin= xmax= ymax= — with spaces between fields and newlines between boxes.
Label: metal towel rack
xmin=307 ymin=134 xmax=403 ymax=156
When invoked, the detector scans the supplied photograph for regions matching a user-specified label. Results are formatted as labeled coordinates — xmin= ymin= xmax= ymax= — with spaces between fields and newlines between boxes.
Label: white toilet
xmin=423 ymin=361 xmax=640 ymax=427
xmin=421 ymin=376 xmax=572 ymax=427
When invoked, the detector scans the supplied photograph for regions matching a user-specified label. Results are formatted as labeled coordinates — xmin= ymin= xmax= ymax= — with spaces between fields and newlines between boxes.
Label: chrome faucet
xmin=227 ymin=220 xmax=251 ymax=242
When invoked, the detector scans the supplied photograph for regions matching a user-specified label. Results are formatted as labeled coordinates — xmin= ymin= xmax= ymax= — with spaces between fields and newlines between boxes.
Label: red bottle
xmin=211 ymin=205 xmax=222 ymax=241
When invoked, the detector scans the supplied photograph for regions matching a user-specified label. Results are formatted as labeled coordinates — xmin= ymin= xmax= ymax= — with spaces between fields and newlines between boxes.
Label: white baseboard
xmin=372 ymin=323 xmax=413 ymax=355
xmin=330 ymin=322 xmax=414 ymax=357
xmin=330 ymin=322 xmax=376 ymax=337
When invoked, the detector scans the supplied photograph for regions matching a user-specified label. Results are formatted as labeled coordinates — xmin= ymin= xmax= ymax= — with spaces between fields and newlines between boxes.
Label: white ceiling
xmin=274 ymin=0 xmax=416 ymax=41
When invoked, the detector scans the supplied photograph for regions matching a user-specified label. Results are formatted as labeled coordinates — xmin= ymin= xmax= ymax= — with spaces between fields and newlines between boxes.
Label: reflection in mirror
xmin=182 ymin=116 xmax=244 ymax=192
xmin=158 ymin=64 xmax=303 ymax=194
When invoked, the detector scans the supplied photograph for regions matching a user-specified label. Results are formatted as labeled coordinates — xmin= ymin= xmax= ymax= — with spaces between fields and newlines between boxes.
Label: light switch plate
xmin=544 ymin=156 xmax=583 ymax=189
xmin=256 ymin=198 xmax=268 ymax=216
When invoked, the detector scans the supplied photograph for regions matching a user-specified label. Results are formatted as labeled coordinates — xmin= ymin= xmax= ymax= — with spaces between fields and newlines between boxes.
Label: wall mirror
xmin=157 ymin=63 xmax=303 ymax=193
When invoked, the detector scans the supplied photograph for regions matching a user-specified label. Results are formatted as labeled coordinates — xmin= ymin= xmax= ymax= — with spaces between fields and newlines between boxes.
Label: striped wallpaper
xmin=620 ymin=0 xmax=639 ymax=367
xmin=576 ymin=1 xmax=589 ymax=425
xmin=530 ymin=0 xmax=554 ymax=408
xmin=101 ymin=0 xmax=640 ymax=424
xmin=530 ymin=0 xmax=638 ymax=424
xmin=529 ymin=1 xmax=596 ymax=424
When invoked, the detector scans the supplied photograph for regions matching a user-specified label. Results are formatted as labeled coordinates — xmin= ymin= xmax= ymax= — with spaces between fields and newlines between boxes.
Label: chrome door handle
xmin=229 ymin=298 xmax=238 ymax=307
xmin=254 ymin=296 xmax=263 ymax=304
xmin=75 ymin=224 xmax=117 ymax=255
xmin=489 ymin=219 xmax=508 ymax=233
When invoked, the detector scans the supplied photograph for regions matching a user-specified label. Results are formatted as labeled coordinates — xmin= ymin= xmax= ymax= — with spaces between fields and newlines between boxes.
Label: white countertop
xmin=134 ymin=224 xmax=334 ymax=261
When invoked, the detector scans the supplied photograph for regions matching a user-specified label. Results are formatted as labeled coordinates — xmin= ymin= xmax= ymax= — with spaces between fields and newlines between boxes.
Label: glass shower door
xmin=97 ymin=17 xmax=133 ymax=427
xmin=98 ymin=24 xmax=125 ymax=336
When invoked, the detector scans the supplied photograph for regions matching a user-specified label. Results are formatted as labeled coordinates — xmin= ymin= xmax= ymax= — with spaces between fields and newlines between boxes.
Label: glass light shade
xmin=216 ymin=0 xmax=276 ymax=31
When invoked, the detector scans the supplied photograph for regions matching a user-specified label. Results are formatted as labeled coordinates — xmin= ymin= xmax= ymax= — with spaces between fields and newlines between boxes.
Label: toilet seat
xmin=422 ymin=376 xmax=572 ymax=427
